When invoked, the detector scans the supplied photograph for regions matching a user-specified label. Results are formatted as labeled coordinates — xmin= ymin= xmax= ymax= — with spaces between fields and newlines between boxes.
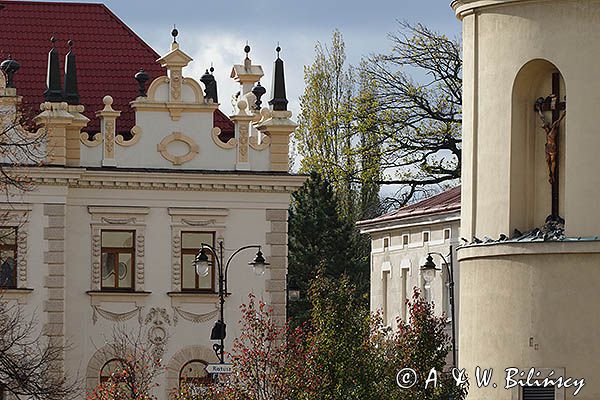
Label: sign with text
xmin=206 ymin=363 xmax=233 ymax=374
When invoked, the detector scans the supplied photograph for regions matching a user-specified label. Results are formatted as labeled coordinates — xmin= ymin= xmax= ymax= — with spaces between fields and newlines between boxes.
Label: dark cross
xmin=534 ymin=72 xmax=566 ymax=219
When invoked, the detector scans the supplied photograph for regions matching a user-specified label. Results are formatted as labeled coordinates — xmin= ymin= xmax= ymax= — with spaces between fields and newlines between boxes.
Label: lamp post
xmin=194 ymin=240 xmax=268 ymax=364
xmin=420 ymin=245 xmax=457 ymax=368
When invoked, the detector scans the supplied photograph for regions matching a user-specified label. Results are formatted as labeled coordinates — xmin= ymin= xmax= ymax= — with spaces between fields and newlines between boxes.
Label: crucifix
xmin=534 ymin=72 xmax=566 ymax=220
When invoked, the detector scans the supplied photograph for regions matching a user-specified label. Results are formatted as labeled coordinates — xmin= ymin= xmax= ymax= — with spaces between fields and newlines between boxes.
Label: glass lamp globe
xmin=194 ymin=249 xmax=211 ymax=278
xmin=249 ymin=250 xmax=269 ymax=276
xmin=422 ymin=267 xmax=436 ymax=284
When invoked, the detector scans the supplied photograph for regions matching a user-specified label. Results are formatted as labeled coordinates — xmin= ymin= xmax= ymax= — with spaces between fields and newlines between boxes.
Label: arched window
xmin=100 ymin=358 xmax=126 ymax=383
xmin=179 ymin=360 xmax=212 ymax=388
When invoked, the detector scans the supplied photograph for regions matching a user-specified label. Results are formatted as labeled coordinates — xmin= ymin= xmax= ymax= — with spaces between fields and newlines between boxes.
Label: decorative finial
xmin=64 ymin=39 xmax=79 ymax=104
xmin=244 ymin=42 xmax=251 ymax=58
xmin=134 ymin=68 xmax=150 ymax=97
xmin=210 ymin=63 xmax=214 ymax=74
xmin=276 ymin=44 xmax=281 ymax=58
xmin=171 ymin=25 xmax=178 ymax=43
xmin=252 ymin=82 xmax=266 ymax=110
xmin=269 ymin=46 xmax=288 ymax=111
xmin=1 ymin=54 xmax=20 ymax=89
xmin=44 ymin=36 xmax=63 ymax=102
xmin=200 ymin=68 xmax=218 ymax=103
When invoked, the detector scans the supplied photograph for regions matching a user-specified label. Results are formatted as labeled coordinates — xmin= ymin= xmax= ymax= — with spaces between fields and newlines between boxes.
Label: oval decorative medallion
xmin=157 ymin=131 xmax=199 ymax=165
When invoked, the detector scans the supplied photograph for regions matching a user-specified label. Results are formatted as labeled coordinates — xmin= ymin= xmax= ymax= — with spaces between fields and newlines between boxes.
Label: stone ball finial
xmin=237 ymin=99 xmax=248 ymax=111
xmin=103 ymin=95 xmax=113 ymax=106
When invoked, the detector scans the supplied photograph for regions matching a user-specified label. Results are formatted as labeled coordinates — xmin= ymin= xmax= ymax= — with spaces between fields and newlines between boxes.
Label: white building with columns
xmin=0 ymin=10 xmax=302 ymax=398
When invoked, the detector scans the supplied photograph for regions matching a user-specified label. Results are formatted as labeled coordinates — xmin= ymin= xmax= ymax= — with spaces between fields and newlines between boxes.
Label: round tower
xmin=453 ymin=1 xmax=600 ymax=399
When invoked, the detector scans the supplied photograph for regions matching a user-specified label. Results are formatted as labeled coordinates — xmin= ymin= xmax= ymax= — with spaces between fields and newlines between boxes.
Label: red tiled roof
xmin=0 ymin=0 xmax=234 ymax=137
xmin=358 ymin=186 xmax=461 ymax=226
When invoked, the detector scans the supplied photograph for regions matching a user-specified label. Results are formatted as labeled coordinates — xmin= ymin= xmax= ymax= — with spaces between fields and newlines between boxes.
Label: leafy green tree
xmin=377 ymin=288 xmax=469 ymax=400
xmin=287 ymin=172 xmax=365 ymax=326
xmin=307 ymin=274 xmax=383 ymax=400
xmin=295 ymin=30 xmax=383 ymax=220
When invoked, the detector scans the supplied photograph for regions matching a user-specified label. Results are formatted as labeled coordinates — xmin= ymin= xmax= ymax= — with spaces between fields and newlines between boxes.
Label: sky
xmin=29 ymin=0 xmax=461 ymax=117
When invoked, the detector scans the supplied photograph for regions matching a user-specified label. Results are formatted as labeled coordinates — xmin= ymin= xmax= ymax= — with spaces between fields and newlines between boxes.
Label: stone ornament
xmin=80 ymin=132 xmax=103 ymax=147
xmin=211 ymin=127 xmax=237 ymax=149
xmin=92 ymin=305 xmax=142 ymax=325
xmin=116 ymin=125 xmax=143 ymax=147
xmin=96 ymin=95 xmax=121 ymax=167
xmin=157 ymin=131 xmax=199 ymax=165
xmin=172 ymin=305 xmax=219 ymax=324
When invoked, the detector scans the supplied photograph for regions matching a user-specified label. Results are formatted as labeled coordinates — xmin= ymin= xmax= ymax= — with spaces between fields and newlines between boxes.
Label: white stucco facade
xmin=0 ymin=38 xmax=302 ymax=398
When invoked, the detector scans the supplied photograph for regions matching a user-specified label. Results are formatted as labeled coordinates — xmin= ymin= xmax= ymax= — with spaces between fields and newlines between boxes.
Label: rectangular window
xmin=522 ymin=385 xmax=554 ymax=400
xmin=402 ymin=234 xmax=409 ymax=246
xmin=382 ymin=270 xmax=390 ymax=326
xmin=101 ymin=230 xmax=134 ymax=290
xmin=444 ymin=228 xmax=451 ymax=240
xmin=181 ymin=232 xmax=215 ymax=291
xmin=423 ymin=231 xmax=430 ymax=243
xmin=401 ymin=270 xmax=408 ymax=322
xmin=0 ymin=227 xmax=17 ymax=288
xmin=383 ymin=237 xmax=389 ymax=250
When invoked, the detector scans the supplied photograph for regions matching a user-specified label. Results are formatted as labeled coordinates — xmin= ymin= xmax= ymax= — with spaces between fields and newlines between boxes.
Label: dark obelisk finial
xmin=268 ymin=45 xmax=288 ymax=111
xmin=134 ymin=68 xmax=150 ymax=97
xmin=63 ymin=40 xmax=79 ymax=105
xmin=0 ymin=54 xmax=20 ymax=89
xmin=200 ymin=66 xmax=218 ymax=103
xmin=44 ymin=37 xmax=63 ymax=102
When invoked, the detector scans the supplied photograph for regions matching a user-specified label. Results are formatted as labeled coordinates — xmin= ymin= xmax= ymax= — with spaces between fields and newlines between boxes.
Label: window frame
xmin=100 ymin=230 xmax=136 ymax=291
xmin=423 ymin=231 xmax=430 ymax=243
xmin=179 ymin=359 xmax=213 ymax=388
xmin=402 ymin=234 xmax=409 ymax=246
xmin=180 ymin=231 xmax=216 ymax=293
xmin=0 ymin=226 xmax=18 ymax=289
xmin=443 ymin=228 xmax=451 ymax=241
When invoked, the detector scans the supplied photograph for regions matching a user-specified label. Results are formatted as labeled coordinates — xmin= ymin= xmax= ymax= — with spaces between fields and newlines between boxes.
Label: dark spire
xmin=251 ymin=81 xmax=266 ymax=110
xmin=63 ymin=40 xmax=79 ymax=105
xmin=200 ymin=66 xmax=218 ymax=103
xmin=134 ymin=68 xmax=150 ymax=97
xmin=172 ymin=25 xmax=178 ymax=43
xmin=268 ymin=45 xmax=288 ymax=111
xmin=0 ymin=54 xmax=20 ymax=88
xmin=44 ymin=37 xmax=63 ymax=102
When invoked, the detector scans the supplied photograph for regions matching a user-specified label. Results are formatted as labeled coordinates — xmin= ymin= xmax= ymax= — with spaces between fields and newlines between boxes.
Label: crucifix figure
xmin=534 ymin=72 xmax=566 ymax=220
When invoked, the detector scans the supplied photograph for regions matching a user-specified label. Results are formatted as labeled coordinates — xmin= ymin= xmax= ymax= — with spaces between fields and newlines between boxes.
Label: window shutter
xmin=522 ymin=386 xmax=555 ymax=400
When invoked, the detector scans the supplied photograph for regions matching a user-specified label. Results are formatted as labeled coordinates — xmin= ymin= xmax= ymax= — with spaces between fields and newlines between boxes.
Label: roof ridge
xmin=98 ymin=3 xmax=162 ymax=61
xmin=0 ymin=1 xmax=104 ymax=6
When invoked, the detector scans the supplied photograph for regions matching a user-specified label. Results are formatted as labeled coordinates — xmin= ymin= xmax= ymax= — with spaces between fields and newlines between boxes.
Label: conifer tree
xmin=287 ymin=172 xmax=365 ymax=325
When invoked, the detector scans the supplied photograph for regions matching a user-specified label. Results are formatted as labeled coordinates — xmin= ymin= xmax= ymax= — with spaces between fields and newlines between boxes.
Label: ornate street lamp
xmin=194 ymin=241 xmax=268 ymax=363
xmin=420 ymin=245 xmax=457 ymax=368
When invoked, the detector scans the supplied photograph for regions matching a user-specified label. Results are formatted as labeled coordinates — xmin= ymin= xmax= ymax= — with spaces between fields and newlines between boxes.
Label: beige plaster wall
xmin=369 ymin=220 xmax=460 ymax=328
xmin=458 ymin=0 xmax=600 ymax=239
xmin=458 ymin=242 xmax=600 ymax=400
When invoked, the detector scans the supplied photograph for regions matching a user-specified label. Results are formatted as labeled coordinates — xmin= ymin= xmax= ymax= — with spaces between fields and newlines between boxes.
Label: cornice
xmin=26 ymin=167 xmax=306 ymax=194
xmin=451 ymin=0 xmax=548 ymax=19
